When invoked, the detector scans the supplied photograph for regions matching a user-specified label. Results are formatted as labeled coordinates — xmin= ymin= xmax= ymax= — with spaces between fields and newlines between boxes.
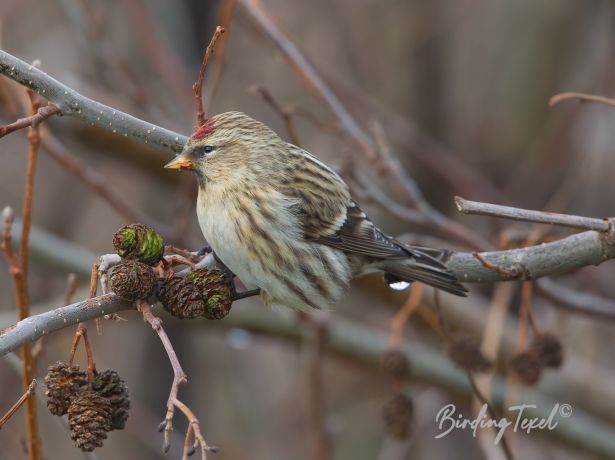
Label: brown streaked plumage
xmin=165 ymin=111 xmax=467 ymax=310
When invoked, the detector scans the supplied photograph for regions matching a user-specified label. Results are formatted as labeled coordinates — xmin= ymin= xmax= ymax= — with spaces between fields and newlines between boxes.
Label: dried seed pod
xmin=157 ymin=268 xmax=233 ymax=320
xmin=509 ymin=351 xmax=542 ymax=385
xmin=187 ymin=268 xmax=233 ymax=320
xmin=447 ymin=336 xmax=491 ymax=373
xmin=109 ymin=260 xmax=157 ymax=301
xmin=113 ymin=223 xmax=164 ymax=265
xmin=44 ymin=361 xmax=87 ymax=416
xmin=380 ymin=349 xmax=411 ymax=381
xmin=68 ymin=390 xmax=112 ymax=452
xmin=531 ymin=333 xmax=563 ymax=369
xmin=383 ymin=393 xmax=414 ymax=439
xmin=92 ymin=369 xmax=130 ymax=430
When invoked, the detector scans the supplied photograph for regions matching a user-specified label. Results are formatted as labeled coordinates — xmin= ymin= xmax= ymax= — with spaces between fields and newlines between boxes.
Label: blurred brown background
xmin=1 ymin=0 xmax=615 ymax=459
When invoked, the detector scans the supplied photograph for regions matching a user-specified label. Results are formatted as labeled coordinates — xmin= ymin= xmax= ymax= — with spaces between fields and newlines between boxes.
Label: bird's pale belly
xmin=197 ymin=203 xmax=261 ymax=290
xmin=196 ymin=193 xmax=352 ymax=310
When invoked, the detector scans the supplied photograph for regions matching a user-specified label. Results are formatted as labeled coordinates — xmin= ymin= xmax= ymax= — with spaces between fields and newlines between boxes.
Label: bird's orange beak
xmin=164 ymin=153 xmax=194 ymax=171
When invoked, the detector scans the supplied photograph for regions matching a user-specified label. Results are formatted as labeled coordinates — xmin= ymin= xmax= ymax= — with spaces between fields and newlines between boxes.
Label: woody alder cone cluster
xmin=44 ymin=361 xmax=130 ymax=451
xmin=109 ymin=223 xmax=234 ymax=316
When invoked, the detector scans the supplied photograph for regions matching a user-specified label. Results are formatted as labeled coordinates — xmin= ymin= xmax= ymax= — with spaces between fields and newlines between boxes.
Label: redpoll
xmin=165 ymin=112 xmax=466 ymax=310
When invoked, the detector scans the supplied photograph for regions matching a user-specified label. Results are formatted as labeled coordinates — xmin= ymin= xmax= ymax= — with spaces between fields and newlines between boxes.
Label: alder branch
xmin=0 ymin=50 xmax=187 ymax=153
xmin=455 ymin=196 xmax=610 ymax=232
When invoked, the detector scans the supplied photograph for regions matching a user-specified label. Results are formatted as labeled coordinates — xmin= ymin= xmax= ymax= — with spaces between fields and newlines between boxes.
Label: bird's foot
xmin=231 ymin=288 xmax=262 ymax=301
xmin=196 ymin=245 xmax=212 ymax=256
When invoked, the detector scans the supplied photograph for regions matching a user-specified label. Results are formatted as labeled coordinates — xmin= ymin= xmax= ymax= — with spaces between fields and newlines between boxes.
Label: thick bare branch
xmin=0 ymin=50 xmax=186 ymax=153
xmin=0 ymin=294 xmax=131 ymax=356
xmin=448 ymin=227 xmax=615 ymax=283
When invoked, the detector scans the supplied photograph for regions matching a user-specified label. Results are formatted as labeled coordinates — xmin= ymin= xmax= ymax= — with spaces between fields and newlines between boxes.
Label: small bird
xmin=165 ymin=111 xmax=466 ymax=310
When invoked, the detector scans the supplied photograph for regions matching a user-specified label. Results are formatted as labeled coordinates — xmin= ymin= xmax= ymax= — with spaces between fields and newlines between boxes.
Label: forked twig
xmin=193 ymin=26 xmax=226 ymax=127
xmin=68 ymin=263 xmax=99 ymax=382
xmin=139 ymin=302 xmax=218 ymax=459
xmin=0 ymin=104 xmax=60 ymax=138
xmin=250 ymin=85 xmax=301 ymax=146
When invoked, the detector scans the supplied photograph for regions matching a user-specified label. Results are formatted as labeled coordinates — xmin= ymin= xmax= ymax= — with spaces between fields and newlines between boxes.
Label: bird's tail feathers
xmin=383 ymin=249 xmax=467 ymax=297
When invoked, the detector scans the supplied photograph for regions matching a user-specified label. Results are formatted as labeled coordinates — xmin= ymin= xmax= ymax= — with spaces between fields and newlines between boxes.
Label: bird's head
xmin=164 ymin=111 xmax=282 ymax=184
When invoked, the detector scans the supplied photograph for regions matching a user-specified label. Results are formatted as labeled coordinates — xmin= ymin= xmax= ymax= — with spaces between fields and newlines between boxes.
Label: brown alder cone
xmin=383 ymin=393 xmax=414 ymax=439
xmin=44 ymin=361 xmax=87 ymax=416
xmin=164 ymin=111 xmax=467 ymax=311
xmin=509 ymin=351 xmax=543 ymax=385
xmin=531 ymin=333 xmax=564 ymax=368
xmin=92 ymin=369 xmax=130 ymax=430
xmin=447 ymin=336 xmax=491 ymax=373
xmin=68 ymin=390 xmax=112 ymax=452
xmin=380 ymin=349 xmax=411 ymax=381
xmin=109 ymin=259 xmax=157 ymax=301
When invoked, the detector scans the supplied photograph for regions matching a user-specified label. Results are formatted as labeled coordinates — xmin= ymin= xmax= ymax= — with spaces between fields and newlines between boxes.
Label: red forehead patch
xmin=192 ymin=118 xmax=215 ymax=140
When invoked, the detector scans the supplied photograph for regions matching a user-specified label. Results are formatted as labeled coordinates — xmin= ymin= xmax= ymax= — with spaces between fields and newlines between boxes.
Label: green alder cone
xmin=113 ymin=223 xmax=164 ymax=265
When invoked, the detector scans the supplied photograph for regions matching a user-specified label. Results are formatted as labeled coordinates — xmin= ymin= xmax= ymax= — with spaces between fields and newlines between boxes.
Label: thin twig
xmin=472 ymin=252 xmax=525 ymax=279
xmin=2 ymin=87 xmax=44 ymax=460
xmin=0 ymin=379 xmax=37 ymax=429
xmin=0 ymin=104 xmax=59 ymax=138
xmin=250 ymin=86 xmax=301 ymax=145
xmin=139 ymin=302 xmax=217 ymax=459
xmin=549 ymin=92 xmax=615 ymax=108
xmin=455 ymin=196 xmax=611 ymax=232
xmin=193 ymin=26 xmax=225 ymax=127
xmin=301 ymin=312 xmax=329 ymax=460
xmin=19 ymin=90 xmax=42 ymax=276
xmin=389 ymin=283 xmax=423 ymax=348
xmin=206 ymin=0 xmax=239 ymax=111
xmin=467 ymin=374 xmax=514 ymax=460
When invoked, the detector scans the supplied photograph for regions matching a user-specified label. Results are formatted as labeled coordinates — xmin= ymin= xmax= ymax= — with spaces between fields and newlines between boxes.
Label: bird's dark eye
xmin=203 ymin=145 xmax=215 ymax=154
